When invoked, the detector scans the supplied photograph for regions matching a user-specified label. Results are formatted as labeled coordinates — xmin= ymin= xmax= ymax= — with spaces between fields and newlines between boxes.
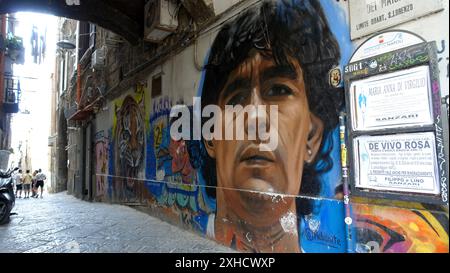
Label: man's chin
xmin=239 ymin=177 xmax=276 ymax=194
xmin=237 ymin=178 xmax=282 ymax=211
xmin=234 ymin=188 xmax=294 ymax=228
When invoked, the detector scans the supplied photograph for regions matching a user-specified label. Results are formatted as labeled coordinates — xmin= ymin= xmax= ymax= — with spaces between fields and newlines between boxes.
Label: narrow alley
xmin=0 ymin=192 xmax=234 ymax=253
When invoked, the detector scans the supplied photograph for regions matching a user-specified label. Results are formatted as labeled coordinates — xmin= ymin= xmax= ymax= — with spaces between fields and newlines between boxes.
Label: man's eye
xmin=226 ymin=92 xmax=247 ymax=106
xmin=122 ymin=131 xmax=131 ymax=140
xmin=265 ymin=85 xmax=293 ymax=97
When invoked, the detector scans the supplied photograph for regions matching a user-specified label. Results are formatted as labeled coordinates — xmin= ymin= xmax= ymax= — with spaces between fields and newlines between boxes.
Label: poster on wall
xmin=350 ymin=65 xmax=433 ymax=131
xmin=349 ymin=0 xmax=444 ymax=40
xmin=349 ymin=31 xmax=425 ymax=62
xmin=353 ymin=132 xmax=440 ymax=195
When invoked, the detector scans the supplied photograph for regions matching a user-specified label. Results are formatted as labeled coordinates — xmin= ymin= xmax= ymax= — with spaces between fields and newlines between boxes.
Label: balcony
xmin=2 ymin=76 xmax=21 ymax=113
xmin=3 ymin=34 xmax=25 ymax=65
xmin=64 ymin=104 xmax=78 ymax=120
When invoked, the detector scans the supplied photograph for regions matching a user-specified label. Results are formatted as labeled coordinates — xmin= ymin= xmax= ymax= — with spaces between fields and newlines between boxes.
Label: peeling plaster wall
xmin=90 ymin=0 xmax=449 ymax=253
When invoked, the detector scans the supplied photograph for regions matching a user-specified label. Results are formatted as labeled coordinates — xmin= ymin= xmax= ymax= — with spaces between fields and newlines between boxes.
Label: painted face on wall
xmin=204 ymin=50 xmax=324 ymax=228
xmin=355 ymin=204 xmax=449 ymax=253
xmin=116 ymin=96 xmax=145 ymax=176
xmin=114 ymin=95 xmax=145 ymax=202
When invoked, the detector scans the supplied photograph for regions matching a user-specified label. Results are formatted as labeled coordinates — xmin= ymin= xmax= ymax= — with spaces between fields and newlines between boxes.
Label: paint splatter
xmin=280 ymin=212 xmax=298 ymax=235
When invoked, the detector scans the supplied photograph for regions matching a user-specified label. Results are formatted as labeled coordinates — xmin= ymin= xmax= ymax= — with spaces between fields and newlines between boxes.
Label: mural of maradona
xmin=187 ymin=0 xmax=344 ymax=252
xmin=101 ymin=0 xmax=448 ymax=253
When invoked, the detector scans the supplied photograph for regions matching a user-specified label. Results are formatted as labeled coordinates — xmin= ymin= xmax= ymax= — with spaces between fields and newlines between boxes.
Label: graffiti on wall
xmin=436 ymin=40 xmax=449 ymax=79
xmin=146 ymin=97 xmax=212 ymax=232
xmin=299 ymin=124 xmax=348 ymax=253
xmin=147 ymin=96 xmax=172 ymax=188
xmin=98 ymin=0 xmax=447 ymax=253
xmin=354 ymin=204 xmax=449 ymax=253
xmin=112 ymin=92 xmax=145 ymax=202
xmin=180 ymin=0 xmax=347 ymax=252
xmin=95 ymin=130 xmax=109 ymax=200
xmin=107 ymin=128 xmax=114 ymax=200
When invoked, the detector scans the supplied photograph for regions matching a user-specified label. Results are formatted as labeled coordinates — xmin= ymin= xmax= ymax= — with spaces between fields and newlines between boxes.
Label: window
xmin=78 ymin=22 xmax=96 ymax=59
xmin=152 ymin=75 xmax=162 ymax=98
xmin=59 ymin=53 xmax=67 ymax=94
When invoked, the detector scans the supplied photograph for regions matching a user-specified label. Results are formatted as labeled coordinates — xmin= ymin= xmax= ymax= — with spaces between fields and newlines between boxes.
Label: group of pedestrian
xmin=14 ymin=168 xmax=46 ymax=199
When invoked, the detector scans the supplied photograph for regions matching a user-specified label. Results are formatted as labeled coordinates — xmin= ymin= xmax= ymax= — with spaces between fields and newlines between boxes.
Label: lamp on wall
xmin=56 ymin=39 xmax=76 ymax=101
xmin=56 ymin=39 xmax=76 ymax=50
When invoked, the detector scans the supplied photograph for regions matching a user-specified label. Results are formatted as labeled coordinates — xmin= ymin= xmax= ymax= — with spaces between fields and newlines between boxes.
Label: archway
xmin=0 ymin=0 xmax=144 ymax=44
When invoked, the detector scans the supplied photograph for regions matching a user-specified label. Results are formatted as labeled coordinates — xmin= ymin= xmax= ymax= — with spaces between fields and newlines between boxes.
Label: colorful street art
xmin=183 ymin=0 xmax=347 ymax=252
xmin=112 ymin=92 xmax=145 ymax=202
xmin=135 ymin=0 xmax=352 ymax=253
xmin=353 ymin=204 xmax=449 ymax=253
xmin=146 ymin=97 xmax=211 ymax=233
xmin=94 ymin=130 xmax=109 ymax=200
xmin=95 ymin=0 xmax=448 ymax=253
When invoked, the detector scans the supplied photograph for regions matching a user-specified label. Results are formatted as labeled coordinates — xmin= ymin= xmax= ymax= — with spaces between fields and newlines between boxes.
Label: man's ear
xmin=305 ymin=113 xmax=324 ymax=164
xmin=203 ymin=139 xmax=216 ymax=158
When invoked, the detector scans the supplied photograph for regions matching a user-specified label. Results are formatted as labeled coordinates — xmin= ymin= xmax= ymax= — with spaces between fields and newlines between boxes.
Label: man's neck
xmin=215 ymin=191 xmax=300 ymax=252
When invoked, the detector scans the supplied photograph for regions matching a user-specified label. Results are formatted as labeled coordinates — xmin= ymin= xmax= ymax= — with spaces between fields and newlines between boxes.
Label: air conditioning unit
xmin=91 ymin=46 xmax=105 ymax=69
xmin=144 ymin=0 xmax=179 ymax=43
xmin=105 ymin=32 xmax=124 ymax=47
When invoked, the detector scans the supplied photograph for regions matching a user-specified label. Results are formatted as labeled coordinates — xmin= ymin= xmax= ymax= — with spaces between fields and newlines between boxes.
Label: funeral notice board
xmin=353 ymin=132 xmax=439 ymax=194
xmin=349 ymin=65 xmax=433 ymax=131
xmin=344 ymin=40 xmax=448 ymax=204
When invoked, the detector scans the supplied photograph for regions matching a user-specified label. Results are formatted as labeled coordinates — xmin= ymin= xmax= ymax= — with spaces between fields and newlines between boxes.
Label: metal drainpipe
xmin=0 ymin=15 xmax=6 ymax=109
xmin=339 ymin=112 xmax=355 ymax=253
xmin=77 ymin=63 xmax=81 ymax=108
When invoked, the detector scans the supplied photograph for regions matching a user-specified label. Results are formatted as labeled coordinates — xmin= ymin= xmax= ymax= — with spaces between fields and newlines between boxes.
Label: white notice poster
xmin=354 ymin=132 xmax=440 ymax=194
xmin=349 ymin=0 xmax=444 ymax=40
xmin=350 ymin=65 xmax=433 ymax=131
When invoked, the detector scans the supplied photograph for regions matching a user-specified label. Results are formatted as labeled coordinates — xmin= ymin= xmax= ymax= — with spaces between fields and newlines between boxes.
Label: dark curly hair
xmin=188 ymin=0 xmax=343 ymax=216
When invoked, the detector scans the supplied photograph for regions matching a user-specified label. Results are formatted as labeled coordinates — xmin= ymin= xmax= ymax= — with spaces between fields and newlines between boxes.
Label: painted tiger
xmin=114 ymin=95 xmax=145 ymax=201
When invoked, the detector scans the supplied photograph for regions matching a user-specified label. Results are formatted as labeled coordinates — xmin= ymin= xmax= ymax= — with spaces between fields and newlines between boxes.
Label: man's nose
xmin=244 ymin=89 xmax=270 ymax=141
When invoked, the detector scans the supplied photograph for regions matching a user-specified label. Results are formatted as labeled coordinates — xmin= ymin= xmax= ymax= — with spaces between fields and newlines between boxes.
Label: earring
xmin=307 ymin=149 xmax=312 ymax=156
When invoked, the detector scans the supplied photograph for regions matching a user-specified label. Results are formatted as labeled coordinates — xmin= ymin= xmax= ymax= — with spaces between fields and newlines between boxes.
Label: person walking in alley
xmin=31 ymin=170 xmax=38 ymax=198
xmin=14 ymin=169 xmax=23 ymax=198
xmin=35 ymin=169 xmax=47 ymax=198
xmin=22 ymin=170 xmax=33 ymax=198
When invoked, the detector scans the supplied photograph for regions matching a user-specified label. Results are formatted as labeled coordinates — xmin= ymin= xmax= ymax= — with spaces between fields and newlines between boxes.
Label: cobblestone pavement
xmin=0 ymin=192 xmax=235 ymax=253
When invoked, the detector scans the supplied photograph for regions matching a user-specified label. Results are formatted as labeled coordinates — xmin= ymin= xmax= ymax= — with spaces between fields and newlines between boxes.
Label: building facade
xmin=0 ymin=13 xmax=22 ymax=170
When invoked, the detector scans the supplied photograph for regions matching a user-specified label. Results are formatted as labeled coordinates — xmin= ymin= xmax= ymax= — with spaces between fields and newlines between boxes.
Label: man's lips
xmin=239 ymin=145 xmax=276 ymax=163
